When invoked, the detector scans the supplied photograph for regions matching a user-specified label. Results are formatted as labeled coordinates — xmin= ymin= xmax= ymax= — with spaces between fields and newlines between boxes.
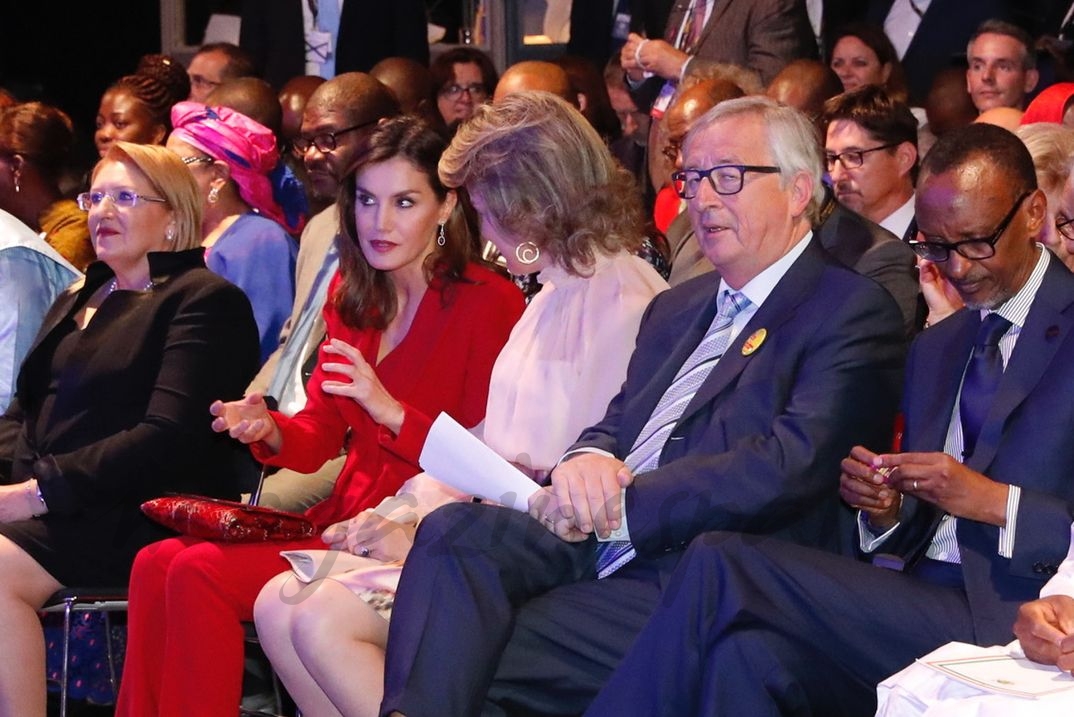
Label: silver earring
xmin=208 ymin=185 xmax=220 ymax=204
xmin=165 ymin=226 xmax=176 ymax=242
xmin=515 ymin=241 xmax=540 ymax=265
xmin=436 ymin=222 xmax=446 ymax=247
xmin=12 ymin=171 xmax=19 ymax=194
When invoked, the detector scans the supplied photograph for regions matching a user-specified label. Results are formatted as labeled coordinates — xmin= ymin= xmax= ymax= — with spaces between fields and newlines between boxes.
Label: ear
xmin=894 ymin=141 xmax=917 ymax=177
xmin=576 ymin=93 xmax=588 ymax=113
xmin=151 ymin=123 xmax=167 ymax=146
xmin=439 ymin=189 xmax=458 ymax=225
xmin=212 ymin=160 xmax=231 ymax=184
xmin=1025 ymin=188 xmax=1047 ymax=234
xmin=880 ymin=63 xmax=892 ymax=85
xmin=788 ymin=170 xmax=813 ymax=218
xmin=1024 ymin=68 xmax=1040 ymax=94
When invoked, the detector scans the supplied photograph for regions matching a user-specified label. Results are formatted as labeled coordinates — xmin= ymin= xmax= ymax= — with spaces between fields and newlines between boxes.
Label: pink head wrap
xmin=169 ymin=101 xmax=289 ymax=229
xmin=1020 ymin=83 xmax=1074 ymax=126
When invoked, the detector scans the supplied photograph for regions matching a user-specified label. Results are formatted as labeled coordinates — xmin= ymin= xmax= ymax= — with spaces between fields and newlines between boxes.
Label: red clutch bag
xmin=140 ymin=495 xmax=316 ymax=543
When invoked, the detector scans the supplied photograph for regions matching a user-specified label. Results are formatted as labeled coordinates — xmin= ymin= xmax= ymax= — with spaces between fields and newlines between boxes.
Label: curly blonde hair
xmin=439 ymin=91 xmax=643 ymax=276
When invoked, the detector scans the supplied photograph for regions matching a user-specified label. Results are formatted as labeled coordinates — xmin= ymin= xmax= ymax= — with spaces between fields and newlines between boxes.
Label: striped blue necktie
xmin=595 ymin=290 xmax=750 ymax=578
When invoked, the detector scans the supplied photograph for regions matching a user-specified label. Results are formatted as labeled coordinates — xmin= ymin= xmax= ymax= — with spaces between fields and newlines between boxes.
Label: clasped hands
xmin=527 ymin=452 xmax=634 ymax=542
xmin=210 ymin=338 xmax=405 ymax=448
xmin=839 ymin=445 xmax=1010 ymax=531
xmin=620 ymin=32 xmax=688 ymax=82
xmin=321 ymin=509 xmax=417 ymax=563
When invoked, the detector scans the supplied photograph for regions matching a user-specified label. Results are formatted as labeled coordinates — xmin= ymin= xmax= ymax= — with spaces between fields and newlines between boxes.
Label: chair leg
xmin=103 ymin=611 xmax=119 ymax=697
xmin=60 ymin=598 xmax=72 ymax=717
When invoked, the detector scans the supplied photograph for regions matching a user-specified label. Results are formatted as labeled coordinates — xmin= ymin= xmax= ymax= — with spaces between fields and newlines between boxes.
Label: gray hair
xmin=685 ymin=95 xmax=825 ymax=223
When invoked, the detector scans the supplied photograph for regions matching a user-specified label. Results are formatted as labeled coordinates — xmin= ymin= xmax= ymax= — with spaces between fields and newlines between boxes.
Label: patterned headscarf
xmin=170 ymin=102 xmax=303 ymax=232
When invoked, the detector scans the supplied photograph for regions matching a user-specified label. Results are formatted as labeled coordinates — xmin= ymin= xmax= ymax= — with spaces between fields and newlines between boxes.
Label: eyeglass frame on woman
xmin=76 ymin=190 xmax=168 ymax=211
xmin=671 ymin=164 xmax=782 ymax=199
xmin=824 ymin=142 xmax=901 ymax=172
xmin=292 ymin=118 xmax=379 ymax=154
xmin=439 ymin=82 xmax=489 ymax=100
xmin=906 ymin=191 xmax=1031 ymax=262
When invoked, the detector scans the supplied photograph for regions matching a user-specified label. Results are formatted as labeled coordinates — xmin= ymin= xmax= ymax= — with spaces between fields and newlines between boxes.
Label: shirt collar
xmin=985 ymin=243 xmax=1049 ymax=328
xmin=718 ymin=231 xmax=813 ymax=310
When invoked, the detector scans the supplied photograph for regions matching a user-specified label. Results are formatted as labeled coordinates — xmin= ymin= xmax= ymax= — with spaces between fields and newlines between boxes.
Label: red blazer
xmin=254 ymin=263 xmax=524 ymax=527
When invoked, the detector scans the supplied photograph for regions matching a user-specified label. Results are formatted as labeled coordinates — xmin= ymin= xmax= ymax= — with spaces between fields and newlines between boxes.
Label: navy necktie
xmin=959 ymin=313 xmax=1011 ymax=459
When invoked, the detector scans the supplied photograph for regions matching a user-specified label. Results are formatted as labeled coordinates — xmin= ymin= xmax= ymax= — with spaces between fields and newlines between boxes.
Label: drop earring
xmin=436 ymin=222 xmax=446 ymax=247
xmin=165 ymin=226 xmax=176 ymax=242
xmin=12 ymin=169 xmax=20 ymax=194
xmin=208 ymin=185 xmax=220 ymax=204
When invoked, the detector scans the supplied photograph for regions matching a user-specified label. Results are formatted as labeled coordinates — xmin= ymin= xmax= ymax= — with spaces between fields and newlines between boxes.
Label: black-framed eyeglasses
xmin=824 ymin=142 xmax=901 ymax=172
xmin=76 ymin=190 xmax=168 ymax=211
xmin=293 ymin=118 xmax=379 ymax=154
xmin=907 ymin=191 xmax=1031 ymax=262
xmin=440 ymin=83 xmax=488 ymax=100
xmin=1056 ymin=213 xmax=1074 ymax=241
xmin=181 ymin=155 xmax=215 ymax=166
xmin=671 ymin=164 xmax=781 ymax=199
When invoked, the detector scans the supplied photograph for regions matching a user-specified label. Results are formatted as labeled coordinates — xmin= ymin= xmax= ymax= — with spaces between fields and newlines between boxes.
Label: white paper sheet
xmin=418 ymin=413 xmax=539 ymax=512
xmin=919 ymin=643 xmax=1074 ymax=699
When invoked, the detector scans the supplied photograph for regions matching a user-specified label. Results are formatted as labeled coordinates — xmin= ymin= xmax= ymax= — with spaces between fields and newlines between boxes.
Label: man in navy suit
xmin=584 ymin=122 xmax=1074 ymax=716
xmin=379 ymin=97 xmax=906 ymax=717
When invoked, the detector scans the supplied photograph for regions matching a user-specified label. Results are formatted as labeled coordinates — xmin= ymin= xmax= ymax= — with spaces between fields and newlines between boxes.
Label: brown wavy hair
xmin=439 ymin=91 xmax=643 ymax=276
xmin=334 ymin=115 xmax=475 ymax=330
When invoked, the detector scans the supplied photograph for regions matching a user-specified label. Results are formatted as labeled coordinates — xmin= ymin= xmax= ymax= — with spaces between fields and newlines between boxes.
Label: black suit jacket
xmin=866 ymin=0 xmax=1009 ymax=104
xmin=240 ymin=0 xmax=430 ymax=90
xmin=569 ymin=238 xmax=906 ymax=560
xmin=884 ymin=253 xmax=1074 ymax=643
xmin=0 ymin=250 xmax=259 ymax=584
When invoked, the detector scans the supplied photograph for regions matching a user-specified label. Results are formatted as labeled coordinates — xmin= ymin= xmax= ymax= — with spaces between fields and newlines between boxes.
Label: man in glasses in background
xmin=379 ymin=96 xmax=907 ymax=717
xmin=824 ymin=85 xmax=919 ymax=242
xmin=583 ymin=121 xmax=1074 ymax=717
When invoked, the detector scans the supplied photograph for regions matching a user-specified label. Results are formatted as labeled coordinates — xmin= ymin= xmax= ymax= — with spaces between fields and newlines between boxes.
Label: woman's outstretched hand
xmin=209 ymin=393 xmax=282 ymax=453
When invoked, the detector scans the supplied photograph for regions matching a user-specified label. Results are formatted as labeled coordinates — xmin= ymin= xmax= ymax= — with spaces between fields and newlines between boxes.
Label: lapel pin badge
xmin=742 ymin=328 xmax=767 ymax=355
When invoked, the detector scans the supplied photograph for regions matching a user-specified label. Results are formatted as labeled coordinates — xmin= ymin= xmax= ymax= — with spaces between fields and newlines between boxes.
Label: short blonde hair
xmin=439 ymin=91 xmax=642 ymax=275
xmin=1016 ymin=123 xmax=1074 ymax=198
xmin=93 ymin=141 xmax=203 ymax=251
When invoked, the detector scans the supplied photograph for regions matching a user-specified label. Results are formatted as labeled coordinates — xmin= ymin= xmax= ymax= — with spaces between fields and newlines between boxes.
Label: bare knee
xmin=290 ymin=580 xmax=387 ymax=656
xmin=0 ymin=536 xmax=61 ymax=608
xmin=253 ymin=572 xmax=306 ymax=638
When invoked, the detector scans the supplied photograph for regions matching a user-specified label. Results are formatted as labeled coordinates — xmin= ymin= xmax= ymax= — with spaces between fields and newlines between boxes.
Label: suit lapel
xmin=694 ymin=0 xmax=733 ymax=49
xmin=623 ymin=283 xmax=720 ymax=443
xmin=910 ymin=311 xmax=978 ymax=452
xmin=968 ymin=260 xmax=1074 ymax=472
xmin=675 ymin=240 xmax=824 ymax=426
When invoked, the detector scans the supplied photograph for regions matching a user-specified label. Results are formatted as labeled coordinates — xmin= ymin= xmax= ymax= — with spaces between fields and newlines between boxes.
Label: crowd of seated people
xmin=6 ymin=6 xmax=1074 ymax=714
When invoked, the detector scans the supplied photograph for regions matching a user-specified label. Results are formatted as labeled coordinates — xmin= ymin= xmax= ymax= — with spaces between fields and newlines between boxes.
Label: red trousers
xmin=115 ymin=535 xmax=324 ymax=717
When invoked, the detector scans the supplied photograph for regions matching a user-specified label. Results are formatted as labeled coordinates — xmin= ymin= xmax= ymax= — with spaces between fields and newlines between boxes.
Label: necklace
xmin=108 ymin=277 xmax=155 ymax=294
